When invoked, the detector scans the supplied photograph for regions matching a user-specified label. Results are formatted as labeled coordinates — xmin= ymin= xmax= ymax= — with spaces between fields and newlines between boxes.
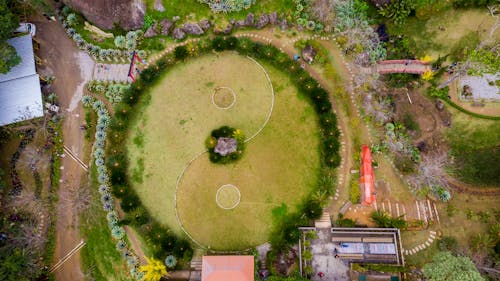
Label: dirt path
xmin=35 ymin=17 xmax=94 ymax=280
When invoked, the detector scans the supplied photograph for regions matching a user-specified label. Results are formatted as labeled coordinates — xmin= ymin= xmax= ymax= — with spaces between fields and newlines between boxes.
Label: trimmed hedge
xmin=106 ymin=36 xmax=342 ymax=254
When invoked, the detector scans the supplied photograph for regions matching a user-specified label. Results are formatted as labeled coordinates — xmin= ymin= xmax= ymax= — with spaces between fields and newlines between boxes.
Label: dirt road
xmin=35 ymin=16 xmax=94 ymax=280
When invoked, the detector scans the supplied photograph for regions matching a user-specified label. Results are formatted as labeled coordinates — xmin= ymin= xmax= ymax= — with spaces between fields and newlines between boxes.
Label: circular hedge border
xmin=105 ymin=36 xmax=341 ymax=257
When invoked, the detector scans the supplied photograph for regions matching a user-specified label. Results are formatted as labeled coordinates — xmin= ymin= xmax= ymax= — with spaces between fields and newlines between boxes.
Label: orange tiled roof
xmin=202 ymin=256 xmax=254 ymax=281
xmin=360 ymin=145 xmax=376 ymax=205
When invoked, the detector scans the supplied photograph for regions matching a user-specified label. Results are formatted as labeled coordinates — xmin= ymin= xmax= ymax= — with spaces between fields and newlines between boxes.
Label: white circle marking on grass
xmin=215 ymin=184 xmax=241 ymax=210
xmin=211 ymin=86 xmax=237 ymax=110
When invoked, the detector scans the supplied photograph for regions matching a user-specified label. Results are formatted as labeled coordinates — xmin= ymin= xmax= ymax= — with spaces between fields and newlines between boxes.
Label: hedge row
xmin=106 ymin=36 xmax=341 ymax=253
xmin=442 ymin=98 xmax=500 ymax=120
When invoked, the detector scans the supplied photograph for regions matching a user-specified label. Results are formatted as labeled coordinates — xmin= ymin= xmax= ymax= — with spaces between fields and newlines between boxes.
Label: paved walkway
xmin=377 ymin=60 xmax=431 ymax=74
xmin=92 ymin=63 xmax=130 ymax=82
xmin=310 ymin=229 xmax=349 ymax=281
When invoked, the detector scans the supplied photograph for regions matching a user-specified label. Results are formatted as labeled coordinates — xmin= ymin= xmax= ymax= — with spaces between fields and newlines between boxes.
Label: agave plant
xmin=111 ymin=226 xmax=126 ymax=241
xmin=114 ymin=35 xmax=126 ymax=49
xmin=101 ymin=193 xmax=113 ymax=205
xmin=76 ymin=39 xmax=85 ymax=49
xmin=95 ymin=157 xmax=105 ymax=167
xmin=98 ymin=114 xmax=110 ymax=127
xmin=126 ymin=40 xmax=137 ymax=51
xmin=126 ymin=31 xmax=138 ymax=42
xmin=164 ymin=255 xmax=177 ymax=268
xmin=81 ymin=95 xmax=94 ymax=107
xmin=72 ymin=33 xmax=82 ymax=41
xmin=92 ymin=100 xmax=105 ymax=111
xmin=94 ymin=148 xmax=105 ymax=158
xmin=98 ymin=184 xmax=109 ymax=194
xmin=66 ymin=28 xmax=76 ymax=37
xmin=116 ymin=240 xmax=127 ymax=251
xmin=98 ymin=173 xmax=109 ymax=184
xmin=103 ymin=202 xmax=113 ymax=211
xmin=106 ymin=210 xmax=118 ymax=222
xmin=66 ymin=13 xmax=78 ymax=26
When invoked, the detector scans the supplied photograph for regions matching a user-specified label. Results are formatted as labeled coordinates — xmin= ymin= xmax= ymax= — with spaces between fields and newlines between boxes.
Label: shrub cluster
xmin=198 ymin=0 xmax=256 ymax=13
xmin=206 ymin=126 xmax=245 ymax=164
xmin=87 ymin=81 xmax=131 ymax=104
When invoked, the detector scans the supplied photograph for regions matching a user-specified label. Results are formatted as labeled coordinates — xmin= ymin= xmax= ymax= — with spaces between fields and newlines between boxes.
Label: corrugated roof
xmin=202 ymin=256 xmax=254 ymax=281
xmin=0 ymin=34 xmax=43 ymax=126
xmin=0 ymin=75 xmax=44 ymax=126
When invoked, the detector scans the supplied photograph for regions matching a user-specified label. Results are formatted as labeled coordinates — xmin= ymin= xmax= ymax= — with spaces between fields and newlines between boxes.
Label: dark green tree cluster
xmin=370 ymin=210 xmax=407 ymax=229
xmin=377 ymin=0 xmax=416 ymax=25
xmin=0 ymin=0 xmax=20 ymax=74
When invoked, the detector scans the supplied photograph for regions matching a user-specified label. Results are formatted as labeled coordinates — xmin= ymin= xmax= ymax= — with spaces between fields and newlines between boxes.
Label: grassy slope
xmin=445 ymin=109 xmax=500 ymax=186
xmin=127 ymin=53 xmax=320 ymax=249
xmin=146 ymin=0 xmax=290 ymax=21
xmin=388 ymin=8 xmax=498 ymax=58
xmin=80 ymin=162 xmax=132 ymax=280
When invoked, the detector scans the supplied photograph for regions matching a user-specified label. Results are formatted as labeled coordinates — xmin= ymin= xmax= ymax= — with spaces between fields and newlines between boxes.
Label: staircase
xmin=315 ymin=211 xmax=332 ymax=229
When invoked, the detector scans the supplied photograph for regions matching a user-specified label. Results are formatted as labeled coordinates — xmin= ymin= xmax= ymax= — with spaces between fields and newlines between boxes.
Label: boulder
xmin=302 ymin=45 xmax=317 ymax=64
xmin=144 ymin=22 xmax=158 ymax=38
xmin=154 ymin=0 xmax=165 ymax=12
xmin=182 ymin=23 xmax=204 ymax=35
xmin=62 ymin=0 xmax=145 ymax=30
xmin=435 ymin=100 xmax=445 ymax=111
xmin=269 ymin=12 xmax=278 ymax=25
xmin=172 ymin=28 xmax=186 ymax=40
xmin=234 ymin=20 xmax=245 ymax=29
xmin=199 ymin=19 xmax=211 ymax=31
xmin=160 ymin=19 xmax=173 ymax=35
xmin=255 ymin=14 xmax=269 ymax=29
xmin=280 ymin=19 xmax=288 ymax=30
xmin=223 ymin=24 xmax=233 ymax=35
xmin=245 ymin=13 xmax=254 ymax=26
xmin=214 ymin=137 xmax=237 ymax=156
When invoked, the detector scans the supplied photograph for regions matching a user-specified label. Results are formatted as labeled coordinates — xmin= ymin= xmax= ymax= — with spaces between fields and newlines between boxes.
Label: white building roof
xmin=0 ymin=34 xmax=43 ymax=126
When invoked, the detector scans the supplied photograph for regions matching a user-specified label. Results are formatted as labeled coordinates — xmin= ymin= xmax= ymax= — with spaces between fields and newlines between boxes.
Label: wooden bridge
xmin=377 ymin=60 xmax=431 ymax=74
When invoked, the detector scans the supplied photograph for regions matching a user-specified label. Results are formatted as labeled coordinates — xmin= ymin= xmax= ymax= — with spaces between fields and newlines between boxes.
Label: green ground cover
xmin=127 ymin=52 xmax=320 ymax=249
xmin=145 ymin=0 xmax=289 ymax=22
xmin=445 ymin=110 xmax=500 ymax=186
xmin=387 ymin=8 xmax=498 ymax=58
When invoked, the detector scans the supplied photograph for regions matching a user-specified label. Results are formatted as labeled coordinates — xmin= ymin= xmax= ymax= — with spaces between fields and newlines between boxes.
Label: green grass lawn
xmin=445 ymin=109 xmax=500 ymax=187
xmin=127 ymin=52 xmax=320 ymax=250
xmin=388 ymin=8 xmax=498 ymax=58
xmin=145 ymin=0 xmax=290 ymax=22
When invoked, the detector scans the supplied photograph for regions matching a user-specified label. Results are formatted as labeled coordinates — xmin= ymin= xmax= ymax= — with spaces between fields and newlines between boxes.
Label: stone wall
xmin=63 ymin=0 xmax=145 ymax=30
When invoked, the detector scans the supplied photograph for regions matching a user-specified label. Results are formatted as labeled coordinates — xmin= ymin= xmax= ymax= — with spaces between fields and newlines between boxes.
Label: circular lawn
xmin=127 ymin=52 xmax=320 ymax=250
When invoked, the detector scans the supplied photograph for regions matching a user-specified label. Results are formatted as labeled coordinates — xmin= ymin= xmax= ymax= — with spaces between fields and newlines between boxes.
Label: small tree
xmin=139 ymin=256 xmax=168 ymax=281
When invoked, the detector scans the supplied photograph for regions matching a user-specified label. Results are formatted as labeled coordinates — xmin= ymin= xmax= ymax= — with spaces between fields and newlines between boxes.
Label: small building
xmin=201 ymin=255 xmax=254 ymax=281
xmin=360 ymin=145 xmax=376 ymax=205
xmin=0 ymin=34 xmax=43 ymax=126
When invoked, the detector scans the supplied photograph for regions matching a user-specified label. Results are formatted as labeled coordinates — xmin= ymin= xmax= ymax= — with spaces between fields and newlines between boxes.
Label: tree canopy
xmin=0 ymin=0 xmax=20 ymax=74
xmin=422 ymin=251 xmax=485 ymax=281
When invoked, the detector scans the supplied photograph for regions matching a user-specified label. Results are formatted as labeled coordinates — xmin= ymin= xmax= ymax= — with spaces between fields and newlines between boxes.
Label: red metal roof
xmin=202 ymin=256 xmax=254 ymax=281
xmin=360 ymin=145 xmax=376 ymax=205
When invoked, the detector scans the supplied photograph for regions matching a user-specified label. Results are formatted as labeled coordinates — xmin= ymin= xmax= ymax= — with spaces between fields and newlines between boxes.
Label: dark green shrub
xmin=159 ymin=234 xmax=177 ymax=252
xmin=211 ymin=36 xmax=226 ymax=51
xmin=127 ymin=207 xmax=149 ymax=226
xmin=336 ymin=214 xmax=356 ymax=227
xmin=303 ymin=199 xmax=322 ymax=220
xmin=111 ymin=184 xmax=129 ymax=199
xmin=370 ymin=211 xmax=407 ymax=229
xmin=235 ymin=37 xmax=253 ymax=54
xmin=174 ymin=45 xmax=189 ymax=60
xmin=120 ymin=192 xmax=140 ymax=212
xmin=439 ymin=236 xmax=459 ymax=253
xmin=173 ymin=239 xmax=190 ymax=257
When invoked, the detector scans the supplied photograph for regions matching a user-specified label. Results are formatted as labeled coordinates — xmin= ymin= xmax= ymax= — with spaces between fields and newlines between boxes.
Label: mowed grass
xmin=127 ymin=53 xmax=274 ymax=236
xmin=389 ymin=8 xmax=499 ymax=58
xmin=177 ymin=63 xmax=320 ymax=249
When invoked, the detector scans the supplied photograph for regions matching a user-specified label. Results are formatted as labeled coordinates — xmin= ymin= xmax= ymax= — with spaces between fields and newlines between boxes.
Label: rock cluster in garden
xmin=214 ymin=137 xmax=238 ymax=156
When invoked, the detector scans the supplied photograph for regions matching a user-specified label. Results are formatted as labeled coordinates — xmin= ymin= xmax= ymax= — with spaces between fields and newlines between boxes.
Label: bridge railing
xmin=378 ymin=60 xmax=429 ymax=65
